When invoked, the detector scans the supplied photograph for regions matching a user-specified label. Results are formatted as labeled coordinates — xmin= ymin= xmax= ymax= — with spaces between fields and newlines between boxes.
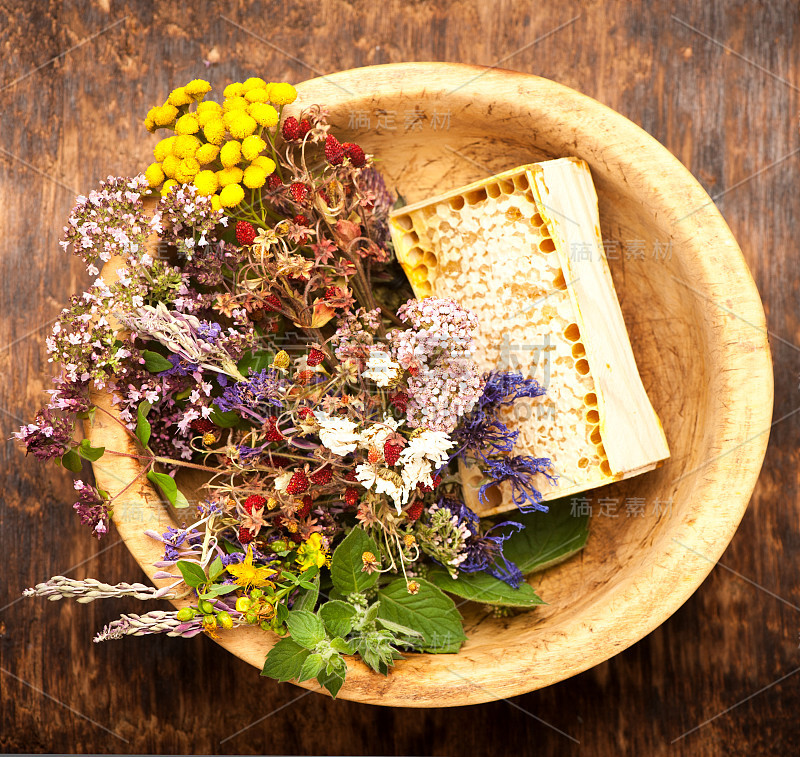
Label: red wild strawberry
xmin=190 ymin=418 xmax=215 ymax=434
xmin=307 ymin=348 xmax=325 ymax=367
xmin=367 ymin=446 xmax=381 ymax=465
xmin=405 ymin=501 xmax=424 ymax=522
xmin=389 ymin=391 xmax=409 ymax=413
xmin=265 ymin=416 xmax=283 ymax=442
xmin=289 ymin=182 xmax=308 ymax=203
xmin=238 ymin=526 xmax=254 ymax=544
xmin=235 ymin=221 xmax=256 ymax=246
xmin=281 ymin=116 xmax=301 ymax=141
xmin=418 ymin=473 xmax=442 ymax=493
xmin=298 ymin=407 xmax=314 ymax=421
xmin=298 ymin=118 xmax=311 ymax=137
xmin=244 ymin=494 xmax=267 ymax=513
xmin=324 ymin=134 xmax=344 ymax=165
xmin=324 ymin=286 xmax=340 ymax=300
xmin=383 ymin=440 xmax=403 ymax=467
xmin=344 ymin=469 xmax=357 ymax=482
xmin=342 ymin=142 xmax=367 ymax=167
xmin=286 ymin=470 xmax=309 ymax=495
xmin=344 ymin=487 xmax=359 ymax=508
xmin=296 ymin=495 xmax=313 ymax=519
xmin=263 ymin=294 xmax=282 ymax=311
xmin=295 ymin=370 xmax=314 ymax=385
xmin=266 ymin=173 xmax=282 ymax=191
xmin=310 ymin=465 xmax=332 ymax=485
xmin=293 ymin=214 xmax=309 ymax=226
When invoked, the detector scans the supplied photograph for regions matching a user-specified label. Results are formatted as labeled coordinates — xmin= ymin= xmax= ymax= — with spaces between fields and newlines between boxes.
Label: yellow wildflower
xmin=226 ymin=546 xmax=277 ymax=589
xmin=241 ymin=134 xmax=266 ymax=161
xmin=210 ymin=194 xmax=222 ymax=212
xmin=223 ymin=110 xmax=257 ymax=139
xmin=223 ymin=95 xmax=249 ymax=112
xmin=243 ymin=165 xmax=267 ymax=189
xmin=252 ymin=155 xmax=277 ymax=174
xmin=195 ymin=143 xmax=220 ymax=165
xmin=172 ymin=134 xmax=201 ymax=159
xmin=296 ymin=533 xmax=330 ymax=571
xmin=144 ymin=113 xmax=156 ymax=133
xmin=269 ymin=82 xmax=297 ymax=105
xmin=219 ymin=183 xmax=245 ymax=207
xmin=203 ymin=118 xmax=226 ymax=146
xmin=175 ymin=157 xmax=200 ymax=183
xmin=197 ymin=100 xmax=222 ymax=115
xmin=161 ymin=179 xmax=179 ymax=197
xmin=161 ymin=154 xmax=180 ymax=179
xmin=149 ymin=104 xmax=178 ymax=127
xmin=167 ymin=86 xmax=193 ymax=107
xmin=144 ymin=162 xmax=165 ymax=188
xmin=153 ymin=136 xmax=176 ymax=162
xmin=272 ymin=350 xmax=291 ymax=370
xmin=175 ymin=113 xmax=199 ymax=135
xmin=248 ymin=102 xmax=279 ymax=128
xmin=216 ymin=166 xmax=244 ymax=187
xmin=193 ymin=170 xmax=218 ymax=196
xmin=245 ymin=87 xmax=269 ymax=103
xmin=184 ymin=78 xmax=212 ymax=98
xmin=220 ymin=140 xmax=242 ymax=168
xmin=242 ymin=76 xmax=267 ymax=91
xmin=223 ymin=82 xmax=245 ymax=98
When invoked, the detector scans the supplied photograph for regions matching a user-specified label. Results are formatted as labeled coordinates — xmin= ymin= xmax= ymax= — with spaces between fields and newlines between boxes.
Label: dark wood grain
xmin=1 ymin=0 xmax=798 ymax=754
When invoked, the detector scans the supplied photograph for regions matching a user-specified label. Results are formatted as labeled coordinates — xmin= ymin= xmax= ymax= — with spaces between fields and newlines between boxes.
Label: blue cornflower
xmin=478 ymin=455 xmax=557 ymax=513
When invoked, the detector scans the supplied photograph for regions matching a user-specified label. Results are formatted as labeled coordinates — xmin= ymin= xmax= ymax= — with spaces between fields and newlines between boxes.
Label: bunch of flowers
xmin=19 ymin=78 xmax=564 ymax=698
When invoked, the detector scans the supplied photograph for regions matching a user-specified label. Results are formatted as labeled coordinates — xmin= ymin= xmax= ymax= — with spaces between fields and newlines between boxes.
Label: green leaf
xmin=142 ymin=349 xmax=174 ymax=373
xmin=377 ymin=578 xmax=467 ymax=653
xmin=319 ymin=600 xmax=356 ymax=638
xmin=208 ymin=557 xmax=224 ymax=581
xmin=237 ymin=349 xmax=275 ymax=376
xmin=427 ymin=567 xmax=545 ymax=607
xmin=503 ymin=496 xmax=590 ymax=575
xmin=203 ymin=583 xmax=240 ymax=597
xmin=77 ymin=439 xmax=105 ymax=462
xmin=285 ymin=610 xmax=326 ymax=650
xmin=330 ymin=636 xmax=356 ymax=655
xmin=176 ymin=560 xmax=206 ymax=589
xmin=173 ymin=488 xmax=191 ymax=509
xmin=209 ymin=405 xmax=240 ymax=428
xmin=297 ymin=652 xmax=325 ymax=682
xmin=329 ymin=528 xmax=381 ymax=595
xmin=293 ymin=575 xmax=320 ymax=612
xmin=316 ymin=659 xmax=346 ymax=698
xmin=261 ymin=638 xmax=311 ymax=682
xmin=136 ymin=400 xmax=152 ymax=448
xmin=60 ymin=448 xmax=82 ymax=473
xmin=147 ymin=470 xmax=178 ymax=506
xmin=376 ymin=617 xmax=424 ymax=637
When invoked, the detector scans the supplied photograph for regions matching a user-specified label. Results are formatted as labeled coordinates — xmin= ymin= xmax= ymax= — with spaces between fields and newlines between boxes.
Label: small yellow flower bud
xmin=241 ymin=134 xmax=266 ymax=162
xmin=153 ymin=136 xmax=176 ymax=162
xmin=251 ymin=155 xmax=277 ymax=174
xmin=272 ymin=350 xmax=291 ymax=370
xmin=217 ymin=611 xmax=234 ymax=629
xmin=220 ymin=140 xmax=242 ymax=168
xmin=184 ymin=78 xmax=212 ymax=98
xmin=193 ymin=169 xmax=218 ymax=196
xmin=248 ymin=102 xmax=279 ymax=128
xmin=167 ymin=86 xmax=192 ymax=107
xmin=403 ymin=534 xmax=417 ymax=549
xmin=195 ymin=143 xmax=220 ymax=165
xmin=243 ymin=165 xmax=267 ymax=189
xmin=144 ymin=162 xmax=165 ymax=188
xmin=203 ymin=118 xmax=226 ymax=146
xmin=176 ymin=607 xmax=195 ymax=621
xmin=202 ymin=431 xmax=218 ymax=446
xmin=219 ymin=182 xmax=244 ymax=208
xmin=235 ymin=597 xmax=251 ymax=613
xmin=216 ymin=166 xmax=243 ymax=187
xmin=268 ymin=82 xmax=297 ymax=105
xmin=407 ymin=581 xmax=420 ymax=595
xmin=175 ymin=113 xmax=200 ymax=135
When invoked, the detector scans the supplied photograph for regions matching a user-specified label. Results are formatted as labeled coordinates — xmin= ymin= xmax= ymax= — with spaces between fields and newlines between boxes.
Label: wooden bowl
xmin=89 ymin=62 xmax=773 ymax=706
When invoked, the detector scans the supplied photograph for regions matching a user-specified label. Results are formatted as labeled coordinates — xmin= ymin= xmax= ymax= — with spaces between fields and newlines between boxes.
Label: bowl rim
xmin=91 ymin=61 xmax=774 ymax=707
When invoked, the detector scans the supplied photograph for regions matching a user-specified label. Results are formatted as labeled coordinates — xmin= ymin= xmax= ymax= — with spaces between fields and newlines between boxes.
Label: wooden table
xmin=2 ymin=2 xmax=798 ymax=754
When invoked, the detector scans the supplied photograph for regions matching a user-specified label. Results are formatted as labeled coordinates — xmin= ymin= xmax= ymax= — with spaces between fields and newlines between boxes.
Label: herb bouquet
xmin=18 ymin=77 xmax=588 ymax=698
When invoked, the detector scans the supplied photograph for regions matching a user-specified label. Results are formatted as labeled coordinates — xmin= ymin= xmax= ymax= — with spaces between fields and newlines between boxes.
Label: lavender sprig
xmin=93 ymin=610 xmax=204 ymax=641
xmin=23 ymin=576 xmax=176 ymax=603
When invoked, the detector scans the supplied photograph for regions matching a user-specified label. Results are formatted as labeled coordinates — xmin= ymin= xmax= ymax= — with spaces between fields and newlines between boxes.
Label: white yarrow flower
xmin=361 ymin=348 xmax=401 ymax=387
xmin=314 ymin=411 xmax=360 ymax=456
xmin=358 ymin=415 xmax=402 ymax=450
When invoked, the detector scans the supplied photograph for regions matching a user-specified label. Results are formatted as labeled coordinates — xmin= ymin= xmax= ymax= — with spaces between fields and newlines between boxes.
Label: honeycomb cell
xmin=466 ymin=188 xmax=488 ymax=205
xmin=575 ymin=358 xmax=590 ymax=375
xmin=572 ymin=342 xmax=586 ymax=358
xmin=395 ymin=215 xmax=412 ymax=231
xmin=423 ymin=251 xmax=438 ymax=268
xmin=590 ymin=426 xmax=602 ymax=445
xmin=406 ymin=247 xmax=424 ymax=266
xmin=586 ymin=409 xmax=600 ymax=424
xmin=553 ymin=270 xmax=567 ymax=290
xmin=487 ymin=183 xmax=501 ymax=199
xmin=499 ymin=179 xmax=514 ymax=194
xmin=531 ymin=213 xmax=544 ymax=227
xmin=539 ymin=238 xmax=556 ymax=253
xmin=600 ymin=460 xmax=612 ymax=476
xmin=514 ymin=173 xmax=530 ymax=191
xmin=584 ymin=392 xmax=597 ymax=406
xmin=449 ymin=195 xmax=465 ymax=211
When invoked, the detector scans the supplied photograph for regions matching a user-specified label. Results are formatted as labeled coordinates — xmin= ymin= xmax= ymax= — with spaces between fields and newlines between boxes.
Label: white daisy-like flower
xmin=358 ymin=415 xmax=403 ymax=450
xmin=399 ymin=429 xmax=454 ymax=467
xmin=361 ymin=348 xmax=401 ymax=387
xmin=355 ymin=463 xmax=405 ymax=512
xmin=273 ymin=471 xmax=294 ymax=493
xmin=313 ymin=411 xmax=360 ymax=456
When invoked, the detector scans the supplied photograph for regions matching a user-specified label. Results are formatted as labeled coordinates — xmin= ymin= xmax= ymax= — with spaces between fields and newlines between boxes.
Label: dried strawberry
xmin=405 ymin=501 xmax=424 ymax=522
xmin=265 ymin=416 xmax=283 ymax=442
xmin=263 ymin=294 xmax=282 ymax=311
xmin=298 ymin=118 xmax=311 ymax=137
xmin=281 ymin=116 xmax=301 ymax=141
xmin=344 ymin=469 xmax=358 ymax=482
xmin=298 ymin=407 xmax=315 ymax=421
xmin=244 ymin=494 xmax=267 ymax=513
xmin=190 ymin=418 xmax=215 ymax=434
xmin=342 ymin=142 xmax=366 ymax=167
xmin=389 ymin=391 xmax=409 ymax=413
xmin=235 ymin=221 xmax=256 ymax=246
xmin=238 ymin=526 xmax=254 ymax=544
xmin=296 ymin=495 xmax=313 ymax=519
xmin=306 ymin=348 xmax=325 ymax=366
xmin=310 ymin=465 xmax=332 ymax=485
xmin=289 ymin=182 xmax=308 ymax=203
xmin=418 ymin=473 xmax=442 ymax=493
xmin=344 ymin=487 xmax=360 ymax=508
xmin=293 ymin=214 xmax=309 ymax=226
xmin=324 ymin=134 xmax=344 ymax=165
xmin=266 ymin=173 xmax=282 ymax=191
xmin=383 ymin=440 xmax=403 ymax=466
xmin=286 ymin=470 xmax=309 ymax=495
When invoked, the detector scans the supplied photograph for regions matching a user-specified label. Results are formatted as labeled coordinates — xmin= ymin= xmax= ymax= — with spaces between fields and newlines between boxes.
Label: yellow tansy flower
xmin=172 ymin=134 xmax=201 ymax=159
xmin=197 ymin=100 xmax=222 ymax=115
xmin=144 ymin=162 xmax=165 ymax=188
xmin=242 ymin=76 xmax=267 ymax=91
xmin=220 ymin=140 xmax=242 ymax=168
xmin=252 ymin=155 xmax=277 ymax=174
xmin=193 ymin=169 xmax=218 ymax=196
xmin=269 ymin=82 xmax=297 ymax=105
xmin=241 ymin=134 xmax=266 ymax=162
xmin=210 ymin=194 xmax=222 ymax=212
xmin=161 ymin=154 xmax=180 ymax=179
xmin=243 ymin=165 xmax=267 ymax=189
xmin=195 ymin=143 xmax=220 ymax=165
xmin=185 ymin=78 xmax=212 ymax=98
xmin=295 ymin=533 xmax=329 ymax=571
xmin=175 ymin=113 xmax=199 ymax=135
xmin=144 ymin=114 xmax=156 ymax=133
xmin=216 ymin=166 xmax=243 ymax=186
xmin=219 ymin=183 xmax=245 ymax=208
xmin=197 ymin=103 xmax=222 ymax=127
xmin=226 ymin=546 xmax=277 ymax=589
xmin=161 ymin=179 xmax=179 ymax=197
xmin=175 ymin=157 xmax=200 ymax=183
xmin=223 ymin=111 xmax=257 ymax=139
xmin=153 ymin=136 xmax=177 ymax=162
xmin=167 ymin=86 xmax=192 ymax=107
xmin=248 ymin=102 xmax=279 ymax=128
xmin=151 ymin=104 xmax=179 ymax=127
xmin=223 ymin=95 xmax=248 ymax=112
xmin=223 ymin=82 xmax=245 ymax=98
xmin=244 ymin=87 xmax=269 ymax=103
xmin=203 ymin=118 xmax=226 ymax=146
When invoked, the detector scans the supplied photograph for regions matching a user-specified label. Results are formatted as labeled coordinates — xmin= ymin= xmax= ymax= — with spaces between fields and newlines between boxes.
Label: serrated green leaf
xmin=427 ymin=567 xmax=545 ymax=608
xmin=293 ymin=575 xmax=320 ymax=612
xmin=376 ymin=617 xmax=424 ymax=637
xmin=319 ymin=600 xmax=356 ymax=638
xmin=77 ymin=439 xmax=105 ymax=462
xmin=60 ymin=448 xmax=82 ymax=473
xmin=297 ymin=652 xmax=324 ymax=682
xmin=261 ymin=638 xmax=311 ymax=682
xmin=142 ymin=349 xmax=174 ymax=373
xmin=136 ymin=400 xmax=152 ymax=448
xmin=330 ymin=636 xmax=355 ymax=655
xmin=317 ymin=661 xmax=346 ymax=698
xmin=503 ymin=496 xmax=590 ymax=575
xmin=147 ymin=470 xmax=178 ymax=506
xmin=377 ymin=578 xmax=467 ymax=653
xmin=330 ymin=528 xmax=381 ymax=595
xmin=176 ymin=560 xmax=206 ymax=589
xmin=285 ymin=610 xmax=326 ymax=650
xmin=208 ymin=557 xmax=224 ymax=581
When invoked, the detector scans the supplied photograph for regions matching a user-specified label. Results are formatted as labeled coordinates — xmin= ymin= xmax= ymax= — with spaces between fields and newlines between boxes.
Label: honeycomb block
xmin=389 ymin=157 xmax=670 ymax=516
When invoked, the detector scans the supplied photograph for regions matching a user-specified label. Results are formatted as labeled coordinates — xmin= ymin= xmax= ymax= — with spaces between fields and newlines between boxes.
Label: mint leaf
xmin=319 ymin=600 xmax=356 ymax=638
xmin=142 ymin=349 xmax=173 ymax=373
xmin=136 ymin=400 xmax=152 ymax=448
xmin=147 ymin=470 xmax=178 ymax=506
xmin=285 ymin=610 xmax=326 ymax=650
xmin=261 ymin=638 xmax=310 ymax=682
xmin=503 ymin=496 xmax=590 ymax=574
xmin=208 ymin=557 xmax=224 ymax=582
xmin=330 ymin=636 xmax=356 ymax=655
xmin=377 ymin=578 xmax=467 ymax=653
xmin=210 ymin=405 xmax=240 ymax=428
xmin=204 ymin=583 xmax=240 ymax=597
xmin=176 ymin=560 xmax=206 ymax=589
xmin=77 ymin=439 xmax=104 ymax=462
xmin=330 ymin=527 xmax=381 ymax=595
xmin=297 ymin=652 xmax=325 ymax=682
xmin=427 ymin=567 xmax=545 ymax=607
xmin=173 ymin=488 xmax=191 ymax=509
xmin=293 ymin=575 xmax=320 ymax=612
xmin=317 ymin=657 xmax=346 ymax=698
xmin=376 ymin=617 xmax=424 ymax=638
xmin=237 ymin=349 xmax=275 ymax=376
xmin=60 ymin=448 xmax=82 ymax=473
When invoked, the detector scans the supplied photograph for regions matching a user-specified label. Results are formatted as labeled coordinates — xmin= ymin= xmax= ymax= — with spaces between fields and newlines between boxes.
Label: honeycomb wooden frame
xmin=389 ymin=157 xmax=670 ymax=516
